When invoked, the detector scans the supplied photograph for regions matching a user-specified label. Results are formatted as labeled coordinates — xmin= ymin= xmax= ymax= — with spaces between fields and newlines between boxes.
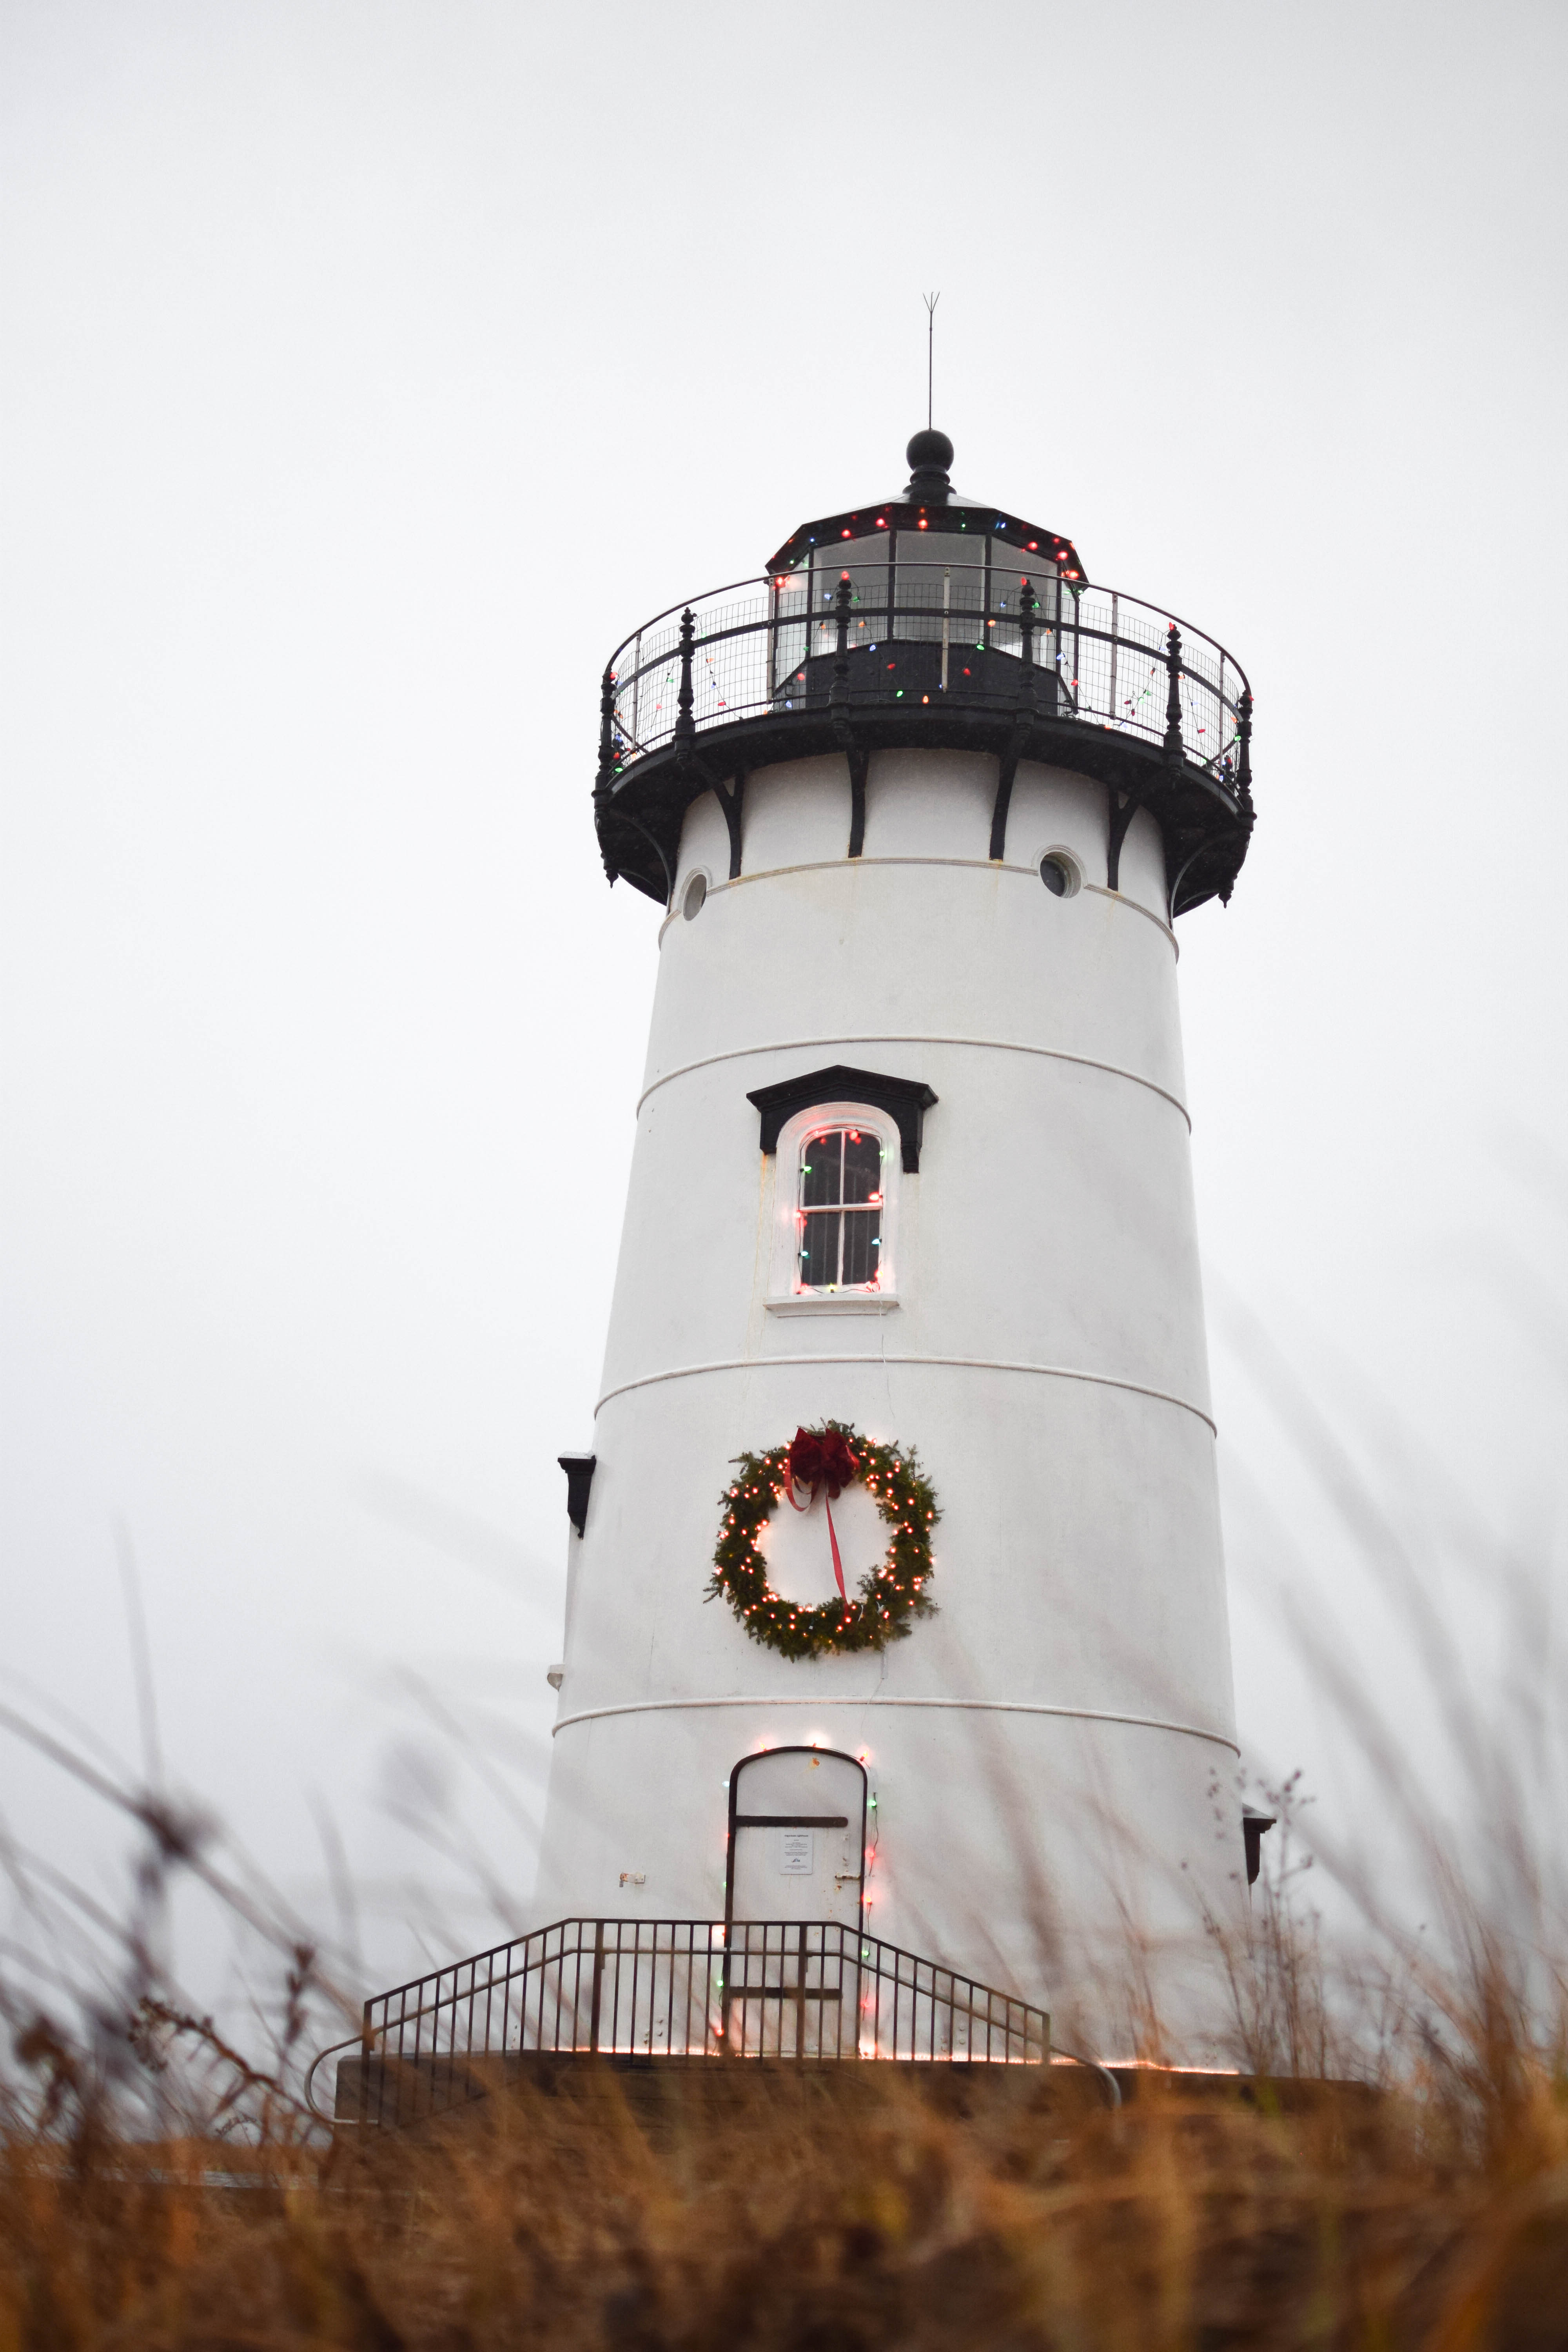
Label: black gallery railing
xmin=599 ymin=562 xmax=1251 ymax=797
xmin=315 ymin=1918 xmax=1052 ymax=2127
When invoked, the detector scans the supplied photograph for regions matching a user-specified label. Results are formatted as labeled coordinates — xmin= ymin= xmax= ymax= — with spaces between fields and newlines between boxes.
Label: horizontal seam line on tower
xmin=636 ymin=1035 xmax=1189 ymax=1126
xmin=660 ymin=856 xmax=1177 ymax=953
xmin=550 ymin=1695 xmax=1239 ymax=1755
xmin=593 ymin=1354 xmax=1217 ymax=1432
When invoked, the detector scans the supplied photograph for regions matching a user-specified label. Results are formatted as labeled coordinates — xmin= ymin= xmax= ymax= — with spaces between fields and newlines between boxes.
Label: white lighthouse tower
xmin=533 ymin=428 xmax=1256 ymax=2041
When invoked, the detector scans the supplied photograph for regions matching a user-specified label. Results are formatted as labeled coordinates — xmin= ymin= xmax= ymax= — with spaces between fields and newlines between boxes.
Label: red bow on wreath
xmin=785 ymin=1425 xmax=857 ymax=1597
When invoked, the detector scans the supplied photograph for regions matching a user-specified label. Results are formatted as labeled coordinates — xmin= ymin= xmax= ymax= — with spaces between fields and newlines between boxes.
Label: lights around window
xmin=766 ymin=1099 xmax=903 ymax=1311
xmin=797 ymin=1125 xmax=885 ymax=1293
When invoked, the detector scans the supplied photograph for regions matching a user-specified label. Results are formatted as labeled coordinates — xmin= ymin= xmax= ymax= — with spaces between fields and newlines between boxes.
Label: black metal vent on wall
xmin=558 ymin=1454 xmax=597 ymax=1537
xmin=1242 ymin=1806 xmax=1277 ymax=1887
xmin=746 ymin=1066 xmax=938 ymax=1173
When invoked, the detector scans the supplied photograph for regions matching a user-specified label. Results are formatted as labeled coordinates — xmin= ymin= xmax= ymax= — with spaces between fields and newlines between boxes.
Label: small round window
xmin=682 ymin=872 xmax=708 ymax=922
xmin=1040 ymin=853 xmax=1080 ymax=898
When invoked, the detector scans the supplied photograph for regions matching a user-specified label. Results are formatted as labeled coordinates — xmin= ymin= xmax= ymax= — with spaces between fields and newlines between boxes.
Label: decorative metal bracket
xmin=988 ymin=753 xmax=1019 ymax=862
xmin=987 ymin=580 xmax=1040 ymax=861
xmin=847 ymin=746 xmax=869 ymax=857
xmin=712 ymin=772 xmax=745 ymax=879
xmin=1165 ymin=839 xmax=1208 ymax=922
xmin=825 ymin=578 xmax=871 ymax=855
xmin=613 ymin=806 xmax=676 ymax=904
xmin=1107 ymin=787 xmax=1142 ymax=893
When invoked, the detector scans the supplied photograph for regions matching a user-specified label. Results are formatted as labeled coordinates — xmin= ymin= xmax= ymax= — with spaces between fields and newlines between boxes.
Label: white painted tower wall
xmin=534 ymin=741 xmax=1243 ymax=2026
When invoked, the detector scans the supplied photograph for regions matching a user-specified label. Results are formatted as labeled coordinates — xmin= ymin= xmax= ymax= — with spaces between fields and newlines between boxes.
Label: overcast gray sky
xmin=3 ymin=0 xmax=1565 ymax=2009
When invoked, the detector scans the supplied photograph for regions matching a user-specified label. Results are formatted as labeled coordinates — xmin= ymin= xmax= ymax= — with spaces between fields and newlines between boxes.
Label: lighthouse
xmin=532 ymin=428 xmax=1256 ymax=2037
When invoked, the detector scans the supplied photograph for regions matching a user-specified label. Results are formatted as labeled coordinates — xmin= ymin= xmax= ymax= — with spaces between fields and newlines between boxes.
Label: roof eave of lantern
xmin=764 ymin=501 xmax=1087 ymax=585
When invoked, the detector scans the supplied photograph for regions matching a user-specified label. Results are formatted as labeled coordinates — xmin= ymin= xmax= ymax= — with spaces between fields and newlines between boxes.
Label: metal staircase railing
xmin=310 ymin=1917 xmax=1051 ymax=2127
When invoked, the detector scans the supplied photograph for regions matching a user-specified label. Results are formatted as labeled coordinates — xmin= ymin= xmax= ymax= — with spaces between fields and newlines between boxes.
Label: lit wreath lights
xmin=708 ymin=1420 xmax=939 ymax=1662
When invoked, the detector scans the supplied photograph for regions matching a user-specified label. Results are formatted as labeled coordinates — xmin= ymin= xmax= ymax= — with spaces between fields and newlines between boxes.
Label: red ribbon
xmin=783 ymin=1426 xmax=856 ymax=1599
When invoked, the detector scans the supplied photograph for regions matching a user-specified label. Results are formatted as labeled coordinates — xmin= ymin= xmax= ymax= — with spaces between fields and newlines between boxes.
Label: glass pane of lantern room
xmin=987 ymin=558 xmax=1062 ymax=662
xmin=769 ymin=572 xmax=809 ymax=697
xmin=890 ymin=539 xmax=971 ymax=644
xmin=833 ymin=532 xmax=889 ymax=634
xmin=889 ymin=535 xmax=951 ymax=644
xmin=807 ymin=533 xmax=887 ymax=670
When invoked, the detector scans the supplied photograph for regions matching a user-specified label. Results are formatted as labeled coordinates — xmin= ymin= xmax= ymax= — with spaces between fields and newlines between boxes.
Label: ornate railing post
xmin=673 ymin=608 xmax=697 ymax=761
xmin=829 ymin=574 xmax=853 ymax=709
xmin=1163 ymin=622 xmax=1184 ymax=762
xmin=594 ymin=664 xmax=617 ymax=800
xmin=1020 ymin=581 xmax=1044 ymax=691
xmin=1017 ymin=579 xmax=1039 ymax=709
xmin=987 ymin=579 xmax=1039 ymax=864
xmin=1235 ymin=688 xmax=1254 ymax=817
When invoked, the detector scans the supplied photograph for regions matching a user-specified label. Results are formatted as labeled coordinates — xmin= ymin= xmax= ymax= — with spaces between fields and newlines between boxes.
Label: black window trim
xmin=746 ymin=1065 xmax=938 ymax=1173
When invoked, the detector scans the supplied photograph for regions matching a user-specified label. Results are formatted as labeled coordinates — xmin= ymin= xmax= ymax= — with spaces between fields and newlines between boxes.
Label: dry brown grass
xmin=0 ymin=2049 xmax=1564 ymax=2349
xmin=5 ymin=1648 xmax=1568 ymax=2350
xmin=3 ymin=1897 xmax=1567 ymax=2352
xmin=5 ymin=1336 xmax=1566 ymax=2344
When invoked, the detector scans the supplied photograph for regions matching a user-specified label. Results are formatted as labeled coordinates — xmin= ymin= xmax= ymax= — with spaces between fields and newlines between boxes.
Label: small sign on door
xmin=779 ymin=1829 xmax=813 ymax=1875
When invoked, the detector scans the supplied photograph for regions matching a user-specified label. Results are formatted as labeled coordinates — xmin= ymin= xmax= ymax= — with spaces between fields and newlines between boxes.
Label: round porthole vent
xmin=682 ymin=871 xmax=708 ymax=921
xmin=1040 ymin=852 xmax=1081 ymax=898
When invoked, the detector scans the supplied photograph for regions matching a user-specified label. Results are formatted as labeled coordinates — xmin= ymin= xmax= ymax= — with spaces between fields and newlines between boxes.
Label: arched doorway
xmin=722 ymin=1746 xmax=869 ymax=2057
xmin=724 ymin=1746 xmax=867 ymax=1928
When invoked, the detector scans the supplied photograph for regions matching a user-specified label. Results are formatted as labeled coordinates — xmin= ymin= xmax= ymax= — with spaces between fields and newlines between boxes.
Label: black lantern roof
xmin=764 ymin=430 xmax=1087 ymax=583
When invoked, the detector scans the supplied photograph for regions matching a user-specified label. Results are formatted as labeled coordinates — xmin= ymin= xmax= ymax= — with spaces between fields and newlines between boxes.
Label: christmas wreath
xmin=708 ymin=1421 xmax=938 ymax=1661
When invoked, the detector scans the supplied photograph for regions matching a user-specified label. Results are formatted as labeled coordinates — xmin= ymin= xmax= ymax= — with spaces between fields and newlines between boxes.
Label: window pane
xmin=800 ymin=1208 xmax=840 ymax=1289
xmin=800 ymin=1131 xmax=842 ymax=1211
xmin=842 ymin=1130 xmax=882 ymax=1206
xmin=841 ymin=1207 xmax=882 ymax=1287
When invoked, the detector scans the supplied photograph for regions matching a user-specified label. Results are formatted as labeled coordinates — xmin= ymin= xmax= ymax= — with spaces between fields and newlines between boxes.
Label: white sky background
xmin=2 ymin=0 xmax=1565 ymax=2021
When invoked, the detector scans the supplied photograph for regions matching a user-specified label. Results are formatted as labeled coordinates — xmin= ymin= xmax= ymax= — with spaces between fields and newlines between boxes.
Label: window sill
xmin=765 ymin=1292 xmax=901 ymax=1317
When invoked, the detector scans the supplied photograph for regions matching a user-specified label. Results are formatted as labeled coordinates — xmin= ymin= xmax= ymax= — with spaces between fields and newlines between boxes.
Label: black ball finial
xmin=904 ymin=427 xmax=954 ymax=505
xmin=906 ymin=428 xmax=954 ymax=474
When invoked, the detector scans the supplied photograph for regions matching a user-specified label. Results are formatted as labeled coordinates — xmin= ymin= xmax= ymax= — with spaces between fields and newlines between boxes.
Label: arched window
xmin=798 ymin=1123 xmax=885 ymax=1291
xmin=761 ymin=1098 xmax=904 ymax=1312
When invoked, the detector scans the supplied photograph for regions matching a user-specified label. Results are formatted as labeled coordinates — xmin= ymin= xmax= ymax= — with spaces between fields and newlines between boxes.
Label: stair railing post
xmin=1163 ymin=621 xmax=1185 ymax=762
xmin=588 ymin=1920 xmax=606 ymax=2054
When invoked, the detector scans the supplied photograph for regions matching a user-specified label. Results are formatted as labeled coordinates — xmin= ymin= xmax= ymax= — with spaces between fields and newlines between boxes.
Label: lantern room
xmin=595 ymin=430 xmax=1253 ymax=920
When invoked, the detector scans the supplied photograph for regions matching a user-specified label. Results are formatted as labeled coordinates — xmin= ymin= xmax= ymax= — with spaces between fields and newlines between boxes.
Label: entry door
xmin=726 ymin=1747 xmax=866 ymax=1927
